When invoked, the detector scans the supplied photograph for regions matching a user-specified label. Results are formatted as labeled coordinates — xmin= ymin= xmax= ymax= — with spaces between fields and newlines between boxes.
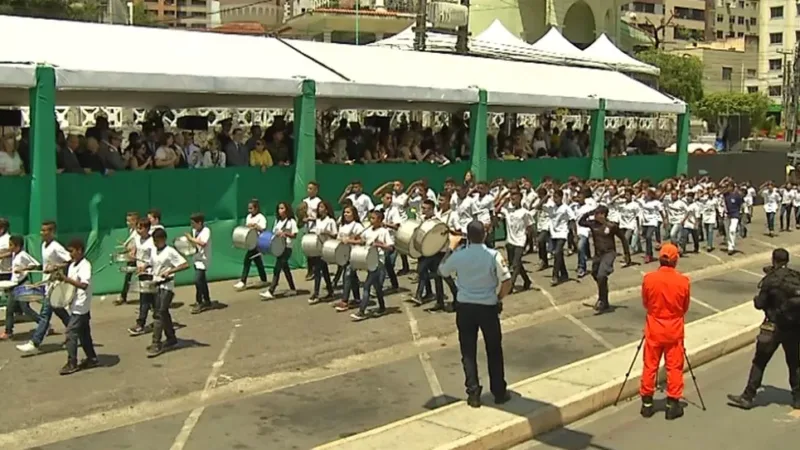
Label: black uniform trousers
xmin=456 ymin=302 xmax=507 ymax=397
xmin=744 ymin=325 xmax=800 ymax=401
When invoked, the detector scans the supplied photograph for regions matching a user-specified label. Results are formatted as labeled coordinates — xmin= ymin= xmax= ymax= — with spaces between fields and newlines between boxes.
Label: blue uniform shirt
xmin=439 ymin=243 xmax=511 ymax=306
xmin=724 ymin=192 xmax=743 ymax=219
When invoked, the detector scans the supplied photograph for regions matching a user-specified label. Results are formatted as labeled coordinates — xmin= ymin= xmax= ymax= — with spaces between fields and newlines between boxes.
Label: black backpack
xmin=760 ymin=267 xmax=800 ymax=326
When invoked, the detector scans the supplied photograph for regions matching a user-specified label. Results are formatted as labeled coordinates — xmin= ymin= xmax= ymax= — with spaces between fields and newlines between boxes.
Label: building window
xmin=769 ymin=58 xmax=783 ymax=71
xmin=739 ymin=0 xmax=744 ymax=7
xmin=674 ymin=7 xmax=705 ymax=21
xmin=770 ymin=32 xmax=783 ymax=45
xmin=769 ymin=85 xmax=782 ymax=97
xmin=746 ymin=69 xmax=757 ymax=78
xmin=747 ymin=86 xmax=758 ymax=93
xmin=632 ymin=2 xmax=656 ymax=13
xmin=771 ymin=6 xmax=784 ymax=19
xmin=730 ymin=16 xmax=735 ymax=24
xmin=717 ymin=14 xmax=723 ymax=22
xmin=738 ymin=16 xmax=744 ymax=25
xmin=716 ymin=30 xmax=724 ymax=39
xmin=796 ymin=30 xmax=800 ymax=41
xmin=737 ymin=32 xmax=744 ymax=37
xmin=750 ymin=17 xmax=756 ymax=25
xmin=674 ymin=27 xmax=704 ymax=41
xmin=722 ymin=67 xmax=733 ymax=80
xmin=797 ymin=3 xmax=800 ymax=16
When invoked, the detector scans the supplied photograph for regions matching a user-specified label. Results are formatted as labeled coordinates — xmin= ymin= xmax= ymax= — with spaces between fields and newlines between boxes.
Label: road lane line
xmin=170 ymin=320 xmax=240 ymax=450
xmin=534 ymin=282 xmax=615 ymax=351
xmin=402 ymin=303 xmax=446 ymax=408
xmin=739 ymin=268 xmax=763 ymax=279
xmin=751 ymin=238 xmax=777 ymax=249
xmin=700 ymin=251 xmax=724 ymax=263
xmin=691 ymin=296 xmax=721 ymax=313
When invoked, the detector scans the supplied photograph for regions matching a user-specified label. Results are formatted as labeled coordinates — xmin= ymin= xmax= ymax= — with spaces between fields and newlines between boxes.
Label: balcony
xmin=308 ymin=0 xmax=415 ymax=14
xmin=277 ymin=0 xmax=417 ymax=40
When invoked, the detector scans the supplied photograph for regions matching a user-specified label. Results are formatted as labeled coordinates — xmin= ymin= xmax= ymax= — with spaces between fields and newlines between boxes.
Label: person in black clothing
xmin=728 ymin=248 xmax=800 ymax=410
xmin=58 ymin=133 xmax=84 ymax=174
xmin=578 ymin=205 xmax=632 ymax=314
xmin=78 ymin=136 xmax=106 ymax=174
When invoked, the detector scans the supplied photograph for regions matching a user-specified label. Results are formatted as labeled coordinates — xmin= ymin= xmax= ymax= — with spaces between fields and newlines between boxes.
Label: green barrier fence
xmin=0 ymin=156 xmax=678 ymax=295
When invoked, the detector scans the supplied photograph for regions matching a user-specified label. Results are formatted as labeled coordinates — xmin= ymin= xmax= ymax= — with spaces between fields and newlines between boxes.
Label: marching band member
xmin=1 ymin=235 xmax=42 ymax=340
xmin=539 ymin=190 xmax=572 ymax=287
xmin=639 ymin=189 xmax=666 ymax=263
xmin=302 ymin=181 xmax=322 ymax=281
xmin=618 ymin=189 xmax=642 ymax=254
xmin=499 ymin=190 xmax=533 ymax=293
xmin=723 ymin=184 xmax=744 ymax=255
xmin=145 ymin=228 xmax=189 ymax=357
xmin=0 ymin=218 xmax=11 ymax=272
xmin=411 ymin=200 xmax=444 ymax=306
xmin=472 ymin=182 xmax=496 ymax=248
xmin=533 ymin=187 xmax=552 ymax=270
xmin=377 ymin=180 xmax=411 ymax=274
xmin=761 ymin=181 xmax=780 ymax=237
xmin=376 ymin=192 xmax=402 ymax=291
xmin=116 ymin=211 xmax=140 ymax=305
xmin=185 ymin=213 xmax=213 ymax=314
xmin=333 ymin=205 xmax=365 ymax=312
xmin=16 ymin=221 xmax=71 ymax=354
xmin=454 ymin=185 xmax=477 ymax=248
xmin=309 ymin=201 xmax=337 ymax=304
xmin=331 ymin=198 xmax=353 ymax=290
xmin=350 ymin=209 xmax=394 ymax=321
xmin=234 ymin=199 xmax=268 ymax=291
xmin=147 ymin=208 xmax=165 ymax=234
xmin=578 ymin=205 xmax=632 ymax=314
xmin=665 ymin=190 xmax=687 ymax=249
xmin=339 ymin=180 xmax=374 ymax=223
xmin=700 ymin=189 xmax=719 ymax=252
xmin=433 ymin=192 xmax=459 ymax=312
xmin=58 ymin=239 xmax=99 ymax=375
xmin=680 ymin=192 xmax=700 ymax=254
xmin=128 ymin=219 xmax=156 ymax=336
xmin=574 ymin=191 xmax=596 ymax=278
xmin=261 ymin=202 xmax=299 ymax=300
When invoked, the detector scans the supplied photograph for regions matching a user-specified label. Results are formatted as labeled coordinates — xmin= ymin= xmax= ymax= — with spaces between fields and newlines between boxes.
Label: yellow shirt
xmin=250 ymin=150 xmax=273 ymax=168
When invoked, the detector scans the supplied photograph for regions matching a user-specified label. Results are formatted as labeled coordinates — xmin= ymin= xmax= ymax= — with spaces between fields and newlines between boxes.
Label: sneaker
xmin=259 ymin=290 xmax=274 ymax=300
xmin=494 ymin=391 xmax=512 ymax=405
xmin=15 ymin=341 xmax=38 ymax=354
xmin=372 ymin=307 xmax=387 ymax=317
xmin=146 ymin=343 xmax=165 ymax=357
xmin=164 ymin=339 xmax=179 ymax=349
xmin=427 ymin=304 xmax=446 ymax=313
xmin=467 ymin=393 xmax=481 ymax=408
xmin=409 ymin=296 xmax=423 ymax=306
xmin=59 ymin=363 xmax=80 ymax=376
xmin=233 ymin=281 xmax=246 ymax=290
xmin=350 ymin=311 xmax=369 ymax=321
xmin=333 ymin=301 xmax=349 ymax=312
xmin=127 ymin=325 xmax=146 ymax=336
xmin=78 ymin=358 xmax=99 ymax=370
xmin=308 ymin=296 xmax=320 ymax=305
xmin=640 ymin=395 xmax=655 ymax=418
xmin=726 ymin=393 xmax=754 ymax=410
xmin=113 ymin=297 xmax=127 ymax=306
xmin=190 ymin=304 xmax=205 ymax=314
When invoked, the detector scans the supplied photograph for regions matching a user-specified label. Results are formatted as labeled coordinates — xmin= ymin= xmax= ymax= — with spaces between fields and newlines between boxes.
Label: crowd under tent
xmin=583 ymin=34 xmax=659 ymax=76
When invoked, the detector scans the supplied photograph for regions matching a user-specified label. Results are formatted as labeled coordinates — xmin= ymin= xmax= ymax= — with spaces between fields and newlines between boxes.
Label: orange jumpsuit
xmin=639 ymin=265 xmax=691 ymax=400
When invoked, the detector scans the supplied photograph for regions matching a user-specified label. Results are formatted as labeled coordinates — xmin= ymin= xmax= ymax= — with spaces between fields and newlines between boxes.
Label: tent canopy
xmin=0 ymin=64 xmax=36 ymax=105
xmin=474 ymin=20 xmax=530 ymax=48
xmin=529 ymin=27 xmax=588 ymax=58
xmin=583 ymin=34 xmax=659 ymax=76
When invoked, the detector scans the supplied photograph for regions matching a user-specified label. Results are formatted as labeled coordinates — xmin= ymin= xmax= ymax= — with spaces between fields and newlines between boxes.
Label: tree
xmin=695 ymin=92 xmax=772 ymax=131
xmin=131 ymin=0 xmax=160 ymax=27
xmin=637 ymin=49 xmax=704 ymax=105
xmin=0 ymin=0 xmax=104 ymax=22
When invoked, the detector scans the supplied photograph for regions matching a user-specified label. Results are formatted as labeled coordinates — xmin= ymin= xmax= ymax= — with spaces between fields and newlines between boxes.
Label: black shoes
xmin=726 ymin=393 xmax=754 ymax=410
xmin=494 ymin=391 xmax=512 ymax=405
xmin=640 ymin=395 xmax=655 ymax=418
xmin=793 ymin=397 xmax=800 ymax=410
xmin=665 ymin=397 xmax=684 ymax=420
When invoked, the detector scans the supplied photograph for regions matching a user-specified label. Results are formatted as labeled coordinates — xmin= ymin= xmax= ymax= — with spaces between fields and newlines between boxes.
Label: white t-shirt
xmin=548 ymin=203 xmax=574 ymax=240
xmin=0 ymin=151 xmax=23 ymax=174
xmin=781 ymin=188 xmax=795 ymax=205
xmin=0 ymin=232 xmax=11 ymax=272
xmin=701 ymin=197 xmax=718 ymax=225
xmin=273 ymin=218 xmax=299 ymax=249
xmin=135 ymin=234 xmax=156 ymax=265
xmin=11 ymin=250 xmax=39 ymax=284
xmin=639 ymin=199 xmax=664 ymax=227
xmin=148 ymin=224 xmax=165 ymax=236
xmin=618 ymin=200 xmax=641 ymax=231
xmin=666 ymin=199 xmax=688 ymax=225
xmin=311 ymin=216 xmax=338 ymax=238
xmin=192 ymin=226 xmax=212 ymax=270
xmin=246 ymin=213 xmax=268 ymax=232
xmin=536 ymin=198 xmax=552 ymax=232
xmin=409 ymin=187 xmax=437 ymax=212
xmin=382 ymin=206 xmax=402 ymax=237
xmin=347 ymin=193 xmax=375 ymax=222
xmin=455 ymin=196 xmax=477 ymax=233
xmin=391 ymin=192 xmax=409 ymax=221
xmin=338 ymin=220 xmax=365 ymax=240
xmin=474 ymin=194 xmax=495 ymax=226
xmin=303 ymin=196 xmax=322 ymax=231
xmin=522 ymin=190 xmax=538 ymax=210
xmin=362 ymin=226 xmax=394 ymax=265
xmin=68 ymin=258 xmax=93 ymax=315
xmin=41 ymin=240 xmax=72 ymax=294
xmin=502 ymin=206 xmax=533 ymax=247
xmin=149 ymin=245 xmax=187 ymax=291
xmin=575 ymin=202 xmax=596 ymax=238
xmin=762 ymin=189 xmax=781 ymax=213
xmin=683 ymin=202 xmax=700 ymax=229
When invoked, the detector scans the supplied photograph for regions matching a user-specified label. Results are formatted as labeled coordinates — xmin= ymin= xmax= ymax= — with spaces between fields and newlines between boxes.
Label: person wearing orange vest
xmin=639 ymin=243 xmax=691 ymax=420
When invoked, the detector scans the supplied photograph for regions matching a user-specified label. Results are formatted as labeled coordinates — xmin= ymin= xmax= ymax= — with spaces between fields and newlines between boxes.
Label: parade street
xmin=0 ymin=215 xmax=794 ymax=450
xmin=512 ymin=344 xmax=800 ymax=450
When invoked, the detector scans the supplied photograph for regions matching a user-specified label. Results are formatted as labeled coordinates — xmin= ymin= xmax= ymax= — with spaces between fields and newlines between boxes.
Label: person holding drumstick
xmin=350 ymin=209 xmax=394 ymax=322
xmin=411 ymin=200 xmax=444 ymax=306
xmin=260 ymin=202 xmax=299 ymax=300
xmin=1 ymin=236 xmax=42 ymax=341
xmin=308 ymin=201 xmax=337 ymax=305
xmin=234 ymin=199 xmax=268 ymax=291
xmin=128 ymin=219 xmax=157 ymax=336
xmin=332 ymin=205 xmax=365 ymax=312
xmin=377 ymin=191 xmax=402 ymax=292
xmin=57 ymin=239 xmax=99 ymax=375
xmin=184 ymin=213 xmax=213 ymax=314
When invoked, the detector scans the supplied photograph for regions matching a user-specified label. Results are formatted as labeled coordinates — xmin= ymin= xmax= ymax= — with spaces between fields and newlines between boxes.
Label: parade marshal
xmin=439 ymin=220 xmax=512 ymax=408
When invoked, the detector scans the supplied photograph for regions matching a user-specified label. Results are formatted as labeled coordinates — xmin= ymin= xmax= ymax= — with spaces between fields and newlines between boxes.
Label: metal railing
xmin=310 ymin=0 xmax=415 ymax=13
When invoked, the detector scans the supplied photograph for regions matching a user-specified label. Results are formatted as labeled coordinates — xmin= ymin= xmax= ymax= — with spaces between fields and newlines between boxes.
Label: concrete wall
xmin=688 ymin=152 xmax=786 ymax=187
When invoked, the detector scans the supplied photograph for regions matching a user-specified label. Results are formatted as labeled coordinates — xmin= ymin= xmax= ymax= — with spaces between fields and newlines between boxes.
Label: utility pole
xmin=789 ymin=41 xmax=800 ymax=144
xmin=779 ymin=48 xmax=793 ymax=134
xmin=455 ymin=0 xmax=469 ymax=54
xmin=414 ymin=0 xmax=427 ymax=51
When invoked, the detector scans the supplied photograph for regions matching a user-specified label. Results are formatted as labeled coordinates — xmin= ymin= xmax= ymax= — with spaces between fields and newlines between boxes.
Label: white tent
xmin=368 ymin=24 xmax=457 ymax=53
xmin=0 ymin=64 xmax=36 ymax=104
xmin=474 ymin=20 xmax=531 ymax=48
xmin=286 ymin=40 xmax=685 ymax=114
xmin=530 ymin=27 xmax=588 ymax=59
xmin=583 ymin=34 xmax=660 ymax=76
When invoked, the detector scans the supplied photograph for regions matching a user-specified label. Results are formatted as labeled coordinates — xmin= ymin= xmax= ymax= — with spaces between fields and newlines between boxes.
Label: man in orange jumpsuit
xmin=639 ymin=243 xmax=691 ymax=420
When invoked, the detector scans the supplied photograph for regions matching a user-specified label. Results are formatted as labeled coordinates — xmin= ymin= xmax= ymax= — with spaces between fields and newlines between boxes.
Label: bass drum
xmin=414 ymin=220 xmax=448 ymax=257
xmin=49 ymin=281 xmax=76 ymax=309
xmin=258 ymin=231 xmax=287 ymax=257
xmin=174 ymin=236 xmax=197 ymax=257
xmin=301 ymin=234 xmax=325 ymax=258
xmin=349 ymin=246 xmax=379 ymax=272
xmin=232 ymin=226 xmax=258 ymax=251
xmin=395 ymin=220 xmax=422 ymax=259
xmin=321 ymin=240 xmax=351 ymax=266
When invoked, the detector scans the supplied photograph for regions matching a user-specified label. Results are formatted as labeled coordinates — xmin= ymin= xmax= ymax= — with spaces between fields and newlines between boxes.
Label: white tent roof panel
xmin=530 ymin=27 xmax=586 ymax=58
xmin=583 ymin=34 xmax=659 ymax=76
xmin=0 ymin=64 xmax=36 ymax=105
xmin=474 ymin=20 xmax=530 ymax=48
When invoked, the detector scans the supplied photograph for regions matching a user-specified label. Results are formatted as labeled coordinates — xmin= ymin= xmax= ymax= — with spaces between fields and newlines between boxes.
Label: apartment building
xmin=143 ymin=0 xmax=211 ymax=28
xmin=670 ymin=37 xmax=759 ymax=93
xmin=218 ymin=0 xmax=283 ymax=28
xmin=756 ymin=0 xmax=800 ymax=103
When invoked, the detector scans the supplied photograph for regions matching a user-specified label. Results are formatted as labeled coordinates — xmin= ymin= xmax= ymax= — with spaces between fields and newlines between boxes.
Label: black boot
xmin=640 ymin=395 xmax=655 ymax=418
xmin=726 ymin=393 xmax=754 ymax=410
xmin=665 ymin=397 xmax=684 ymax=420
xmin=467 ymin=387 xmax=482 ymax=408
xmin=792 ymin=396 xmax=800 ymax=410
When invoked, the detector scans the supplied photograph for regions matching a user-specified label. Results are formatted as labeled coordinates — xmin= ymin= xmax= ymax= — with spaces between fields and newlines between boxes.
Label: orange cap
xmin=659 ymin=243 xmax=680 ymax=262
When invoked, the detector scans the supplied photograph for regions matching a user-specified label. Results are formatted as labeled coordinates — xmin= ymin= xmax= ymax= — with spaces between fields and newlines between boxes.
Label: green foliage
xmin=131 ymin=0 xmax=160 ymax=27
xmin=0 ymin=0 xmax=104 ymax=21
xmin=637 ymin=49 xmax=704 ymax=105
xmin=695 ymin=91 xmax=772 ymax=130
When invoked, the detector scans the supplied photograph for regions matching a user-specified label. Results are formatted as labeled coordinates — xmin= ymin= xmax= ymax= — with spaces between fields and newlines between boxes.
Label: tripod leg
xmin=614 ymin=336 xmax=645 ymax=406
xmin=684 ymin=347 xmax=707 ymax=411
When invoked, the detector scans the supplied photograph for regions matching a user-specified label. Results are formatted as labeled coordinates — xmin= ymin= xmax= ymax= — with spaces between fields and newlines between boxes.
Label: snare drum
xmin=395 ymin=220 xmax=422 ymax=259
xmin=138 ymin=273 xmax=158 ymax=294
xmin=49 ymin=281 xmax=76 ymax=309
xmin=232 ymin=226 xmax=258 ymax=251
xmin=258 ymin=231 xmax=287 ymax=257
xmin=12 ymin=284 xmax=45 ymax=303
xmin=112 ymin=252 xmax=133 ymax=264
xmin=414 ymin=219 xmax=449 ymax=257
xmin=322 ymin=240 xmax=351 ymax=266
xmin=301 ymin=234 xmax=325 ymax=258
xmin=349 ymin=246 xmax=379 ymax=272
xmin=174 ymin=236 xmax=197 ymax=257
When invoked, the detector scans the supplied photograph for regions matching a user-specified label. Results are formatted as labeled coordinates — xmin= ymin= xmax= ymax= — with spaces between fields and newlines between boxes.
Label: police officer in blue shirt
xmin=439 ymin=220 xmax=513 ymax=408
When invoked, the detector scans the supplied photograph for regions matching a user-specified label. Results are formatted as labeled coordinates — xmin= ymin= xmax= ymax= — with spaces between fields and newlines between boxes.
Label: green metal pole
xmin=355 ymin=0 xmax=360 ymax=45
xmin=676 ymin=106 xmax=691 ymax=176
xmin=588 ymin=98 xmax=607 ymax=179
xmin=468 ymin=89 xmax=488 ymax=181
xmin=291 ymin=79 xmax=317 ymax=269
xmin=28 ymin=65 xmax=57 ymax=261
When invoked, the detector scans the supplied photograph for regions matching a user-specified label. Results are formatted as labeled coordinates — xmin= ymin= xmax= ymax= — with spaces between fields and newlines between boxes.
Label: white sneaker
xmin=233 ymin=281 xmax=246 ymax=290
xmin=259 ymin=290 xmax=274 ymax=299
xmin=16 ymin=341 xmax=38 ymax=353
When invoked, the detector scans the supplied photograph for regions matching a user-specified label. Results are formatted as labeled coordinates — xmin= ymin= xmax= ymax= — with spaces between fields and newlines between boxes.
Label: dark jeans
xmin=766 ymin=212 xmax=776 ymax=232
xmin=591 ymin=251 xmax=616 ymax=307
xmin=505 ymin=244 xmax=531 ymax=289
xmin=643 ymin=225 xmax=658 ymax=258
xmin=136 ymin=293 xmax=155 ymax=327
xmin=456 ymin=302 xmax=506 ymax=397
xmin=269 ymin=248 xmax=296 ymax=293
xmin=194 ymin=269 xmax=211 ymax=306
xmin=121 ymin=262 xmax=136 ymax=301
xmin=31 ymin=298 xmax=70 ymax=346
xmin=780 ymin=204 xmax=793 ymax=230
xmin=416 ymin=254 xmax=444 ymax=301
xmin=576 ymin=235 xmax=590 ymax=273
xmin=341 ymin=264 xmax=361 ymax=302
xmin=536 ymin=230 xmax=550 ymax=266
xmin=680 ymin=227 xmax=700 ymax=253
xmin=241 ymin=249 xmax=267 ymax=283
xmin=744 ymin=326 xmax=800 ymax=400
xmin=551 ymin=238 xmax=568 ymax=281
xmin=5 ymin=294 xmax=41 ymax=334
xmin=383 ymin=249 xmax=400 ymax=290
xmin=359 ymin=268 xmax=385 ymax=314
xmin=152 ymin=289 xmax=176 ymax=345
xmin=65 ymin=313 xmax=97 ymax=366
xmin=312 ymin=258 xmax=332 ymax=298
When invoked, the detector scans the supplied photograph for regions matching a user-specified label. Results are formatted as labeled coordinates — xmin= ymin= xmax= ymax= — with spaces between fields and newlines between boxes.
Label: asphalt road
xmin=512 ymin=345 xmax=800 ymax=450
xmin=0 ymin=212 xmax=795 ymax=450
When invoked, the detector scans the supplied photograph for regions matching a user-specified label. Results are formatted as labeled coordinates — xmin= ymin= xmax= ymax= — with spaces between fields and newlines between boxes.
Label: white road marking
xmin=751 ymin=238 xmax=777 ymax=249
xmin=402 ymin=303 xmax=445 ymax=407
xmin=739 ymin=268 xmax=763 ymax=279
xmin=170 ymin=321 xmax=239 ymax=450
xmin=701 ymin=251 xmax=724 ymax=263
xmin=691 ymin=296 xmax=721 ymax=313
xmin=534 ymin=282 xmax=615 ymax=351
